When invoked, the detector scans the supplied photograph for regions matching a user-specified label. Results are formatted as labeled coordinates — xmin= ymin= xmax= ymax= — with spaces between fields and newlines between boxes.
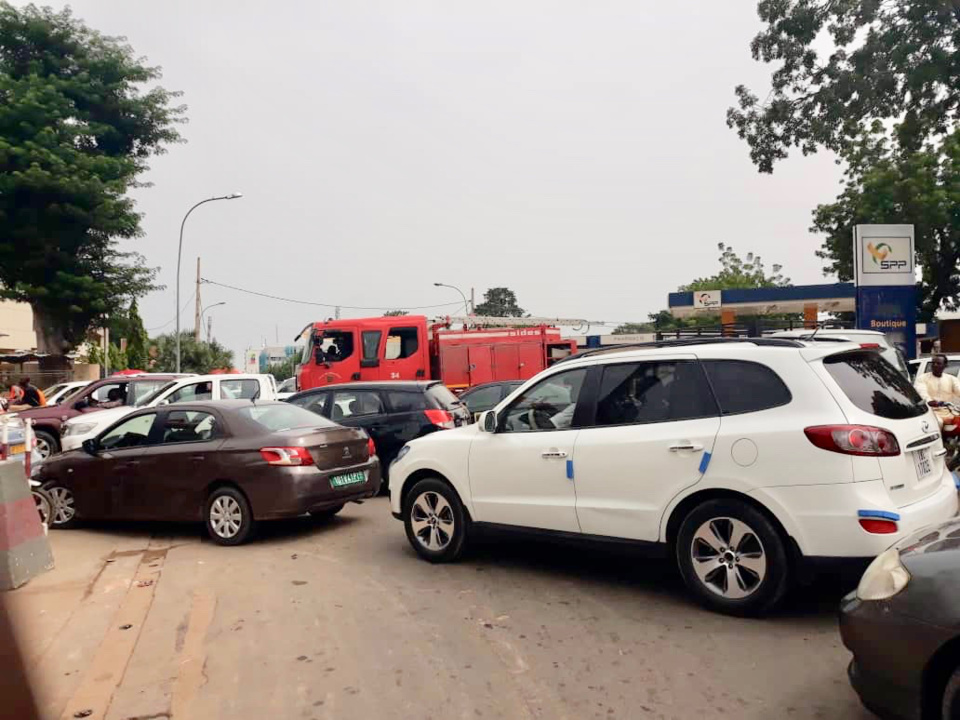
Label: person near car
xmin=9 ymin=377 xmax=44 ymax=411
xmin=99 ymin=387 xmax=125 ymax=409
xmin=914 ymin=354 xmax=960 ymax=425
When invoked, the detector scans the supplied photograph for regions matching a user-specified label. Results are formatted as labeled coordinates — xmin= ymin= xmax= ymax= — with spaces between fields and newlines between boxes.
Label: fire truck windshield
xmin=307 ymin=330 xmax=355 ymax=365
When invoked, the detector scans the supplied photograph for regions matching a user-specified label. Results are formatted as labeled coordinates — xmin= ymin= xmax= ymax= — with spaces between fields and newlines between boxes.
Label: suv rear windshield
xmin=823 ymin=351 xmax=926 ymax=419
xmin=426 ymin=384 xmax=462 ymax=410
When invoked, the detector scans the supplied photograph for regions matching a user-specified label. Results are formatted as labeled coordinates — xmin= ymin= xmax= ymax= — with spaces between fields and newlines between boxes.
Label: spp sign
xmin=694 ymin=290 xmax=721 ymax=310
xmin=863 ymin=237 xmax=911 ymax=274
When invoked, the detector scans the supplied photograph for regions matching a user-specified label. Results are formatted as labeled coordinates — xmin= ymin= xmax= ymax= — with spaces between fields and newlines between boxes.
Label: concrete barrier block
xmin=0 ymin=459 xmax=54 ymax=590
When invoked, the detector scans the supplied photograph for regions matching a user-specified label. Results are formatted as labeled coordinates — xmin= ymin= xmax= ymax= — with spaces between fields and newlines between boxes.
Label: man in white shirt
xmin=915 ymin=355 xmax=960 ymax=424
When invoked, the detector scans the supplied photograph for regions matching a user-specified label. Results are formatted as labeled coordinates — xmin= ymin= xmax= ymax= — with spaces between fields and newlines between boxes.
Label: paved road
xmin=8 ymin=497 xmax=873 ymax=720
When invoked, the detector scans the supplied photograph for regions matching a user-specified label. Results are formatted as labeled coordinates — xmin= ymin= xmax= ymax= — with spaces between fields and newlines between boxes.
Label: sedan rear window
xmin=427 ymin=384 xmax=462 ymax=410
xmin=823 ymin=351 xmax=926 ymax=419
xmin=238 ymin=404 xmax=336 ymax=432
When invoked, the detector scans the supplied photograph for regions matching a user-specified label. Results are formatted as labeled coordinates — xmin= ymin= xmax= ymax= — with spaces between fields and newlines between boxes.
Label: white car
xmin=42 ymin=380 xmax=91 ymax=405
xmin=389 ymin=338 xmax=959 ymax=615
xmin=768 ymin=328 xmax=908 ymax=376
xmin=60 ymin=374 xmax=277 ymax=451
xmin=908 ymin=355 xmax=960 ymax=382
xmin=277 ymin=377 xmax=297 ymax=401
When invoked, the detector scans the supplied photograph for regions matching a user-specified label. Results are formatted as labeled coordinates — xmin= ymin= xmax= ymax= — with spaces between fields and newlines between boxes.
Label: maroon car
xmin=35 ymin=401 xmax=381 ymax=545
xmin=10 ymin=374 xmax=185 ymax=458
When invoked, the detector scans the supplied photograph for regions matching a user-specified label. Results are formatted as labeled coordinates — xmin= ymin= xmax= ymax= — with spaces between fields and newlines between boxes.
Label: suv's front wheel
xmin=676 ymin=499 xmax=789 ymax=616
xmin=403 ymin=478 xmax=468 ymax=562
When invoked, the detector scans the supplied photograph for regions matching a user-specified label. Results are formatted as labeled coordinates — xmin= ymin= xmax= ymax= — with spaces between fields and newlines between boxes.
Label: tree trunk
xmin=31 ymin=304 xmax=71 ymax=371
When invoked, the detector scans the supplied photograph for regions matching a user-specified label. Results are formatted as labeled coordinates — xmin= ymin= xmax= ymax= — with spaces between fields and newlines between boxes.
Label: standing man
xmin=915 ymin=355 xmax=960 ymax=423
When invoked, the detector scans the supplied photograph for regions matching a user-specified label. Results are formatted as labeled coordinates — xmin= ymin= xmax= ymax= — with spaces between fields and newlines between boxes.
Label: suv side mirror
xmin=480 ymin=411 xmax=498 ymax=433
xmin=81 ymin=438 xmax=99 ymax=456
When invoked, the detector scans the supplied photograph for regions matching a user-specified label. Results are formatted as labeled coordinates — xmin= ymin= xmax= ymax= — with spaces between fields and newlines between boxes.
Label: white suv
xmin=61 ymin=374 xmax=277 ymax=452
xmin=389 ymin=339 xmax=959 ymax=615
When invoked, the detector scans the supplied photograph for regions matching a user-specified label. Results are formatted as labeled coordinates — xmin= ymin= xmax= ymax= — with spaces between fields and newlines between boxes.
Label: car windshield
xmin=823 ymin=350 xmax=927 ymax=420
xmin=237 ymin=404 xmax=336 ymax=432
xmin=134 ymin=381 xmax=177 ymax=407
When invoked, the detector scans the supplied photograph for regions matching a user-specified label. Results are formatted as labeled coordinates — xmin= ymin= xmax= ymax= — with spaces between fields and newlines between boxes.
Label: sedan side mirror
xmin=480 ymin=411 xmax=498 ymax=433
xmin=81 ymin=438 xmax=99 ymax=456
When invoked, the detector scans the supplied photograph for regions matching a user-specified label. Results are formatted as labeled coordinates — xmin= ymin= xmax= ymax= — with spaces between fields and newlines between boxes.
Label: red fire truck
xmin=295 ymin=315 xmax=577 ymax=391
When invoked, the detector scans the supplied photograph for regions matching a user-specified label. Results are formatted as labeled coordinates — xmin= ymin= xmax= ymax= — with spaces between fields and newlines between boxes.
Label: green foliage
xmin=148 ymin=332 xmax=233 ymax=374
xmin=612 ymin=322 xmax=655 ymax=335
xmin=0 ymin=3 xmax=183 ymax=354
xmin=80 ymin=340 xmax=126 ymax=370
xmin=812 ymin=129 xmax=960 ymax=321
xmin=729 ymin=0 xmax=960 ymax=172
xmin=383 ymin=310 xmax=408 ymax=316
xmin=680 ymin=243 xmax=790 ymax=291
xmin=263 ymin=355 xmax=298 ymax=382
xmin=474 ymin=287 xmax=525 ymax=317
xmin=125 ymin=299 xmax=148 ymax=369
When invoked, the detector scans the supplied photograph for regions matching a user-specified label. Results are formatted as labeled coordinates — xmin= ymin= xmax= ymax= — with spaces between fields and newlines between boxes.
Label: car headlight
xmin=63 ymin=422 xmax=98 ymax=437
xmin=393 ymin=444 xmax=411 ymax=464
xmin=857 ymin=547 xmax=911 ymax=601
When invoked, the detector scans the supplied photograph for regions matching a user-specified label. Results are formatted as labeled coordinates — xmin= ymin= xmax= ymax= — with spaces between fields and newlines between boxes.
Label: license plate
xmin=8 ymin=443 xmax=25 ymax=456
xmin=330 ymin=470 xmax=367 ymax=488
xmin=914 ymin=447 xmax=933 ymax=481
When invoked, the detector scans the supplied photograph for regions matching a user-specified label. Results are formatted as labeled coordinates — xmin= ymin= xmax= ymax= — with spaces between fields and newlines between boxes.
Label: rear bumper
xmin=255 ymin=459 xmax=382 ymax=519
xmin=753 ymin=477 xmax=958 ymax=558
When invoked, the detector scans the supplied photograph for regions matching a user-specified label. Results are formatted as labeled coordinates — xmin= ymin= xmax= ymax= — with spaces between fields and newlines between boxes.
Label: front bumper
xmin=255 ymin=459 xmax=382 ymax=519
xmin=839 ymin=592 xmax=949 ymax=720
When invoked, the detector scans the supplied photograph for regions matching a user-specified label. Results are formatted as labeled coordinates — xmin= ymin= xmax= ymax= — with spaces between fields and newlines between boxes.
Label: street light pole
xmin=176 ymin=193 xmax=242 ymax=372
xmin=200 ymin=302 xmax=227 ymax=343
xmin=433 ymin=282 xmax=470 ymax=317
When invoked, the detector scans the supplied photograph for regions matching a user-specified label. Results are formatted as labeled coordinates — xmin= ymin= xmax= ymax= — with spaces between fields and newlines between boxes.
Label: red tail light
xmin=260 ymin=447 xmax=315 ymax=466
xmin=859 ymin=518 xmax=898 ymax=534
xmin=424 ymin=409 xmax=456 ymax=429
xmin=804 ymin=425 xmax=901 ymax=456
xmin=860 ymin=343 xmax=881 ymax=349
xmin=367 ymin=437 xmax=376 ymax=458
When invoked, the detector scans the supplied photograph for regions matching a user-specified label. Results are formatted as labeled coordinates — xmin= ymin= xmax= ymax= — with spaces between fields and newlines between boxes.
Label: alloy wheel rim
xmin=210 ymin=496 xmax=243 ymax=539
xmin=410 ymin=491 xmax=455 ymax=551
xmin=35 ymin=436 xmax=52 ymax=460
xmin=49 ymin=487 xmax=75 ymax=524
xmin=33 ymin=491 xmax=51 ymax=525
xmin=690 ymin=517 xmax=767 ymax=599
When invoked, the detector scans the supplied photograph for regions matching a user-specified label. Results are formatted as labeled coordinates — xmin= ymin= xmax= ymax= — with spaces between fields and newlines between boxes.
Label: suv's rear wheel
xmin=34 ymin=430 xmax=58 ymax=459
xmin=676 ymin=499 xmax=789 ymax=616
xmin=403 ymin=478 xmax=468 ymax=563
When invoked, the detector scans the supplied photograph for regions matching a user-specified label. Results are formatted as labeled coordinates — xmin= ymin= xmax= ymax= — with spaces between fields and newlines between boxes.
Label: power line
xmin=200 ymin=278 xmax=465 ymax=312
xmin=146 ymin=292 xmax=196 ymax=331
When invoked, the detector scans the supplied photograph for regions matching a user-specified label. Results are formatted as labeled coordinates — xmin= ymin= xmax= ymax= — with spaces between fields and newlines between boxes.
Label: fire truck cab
xmin=295 ymin=316 xmax=576 ymax=391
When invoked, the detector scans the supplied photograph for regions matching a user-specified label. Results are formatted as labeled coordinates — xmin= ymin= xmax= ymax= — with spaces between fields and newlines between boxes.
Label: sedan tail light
xmin=424 ymin=409 xmax=456 ymax=429
xmin=260 ymin=447 xmax=315 ymax=466
xmin=804 ymin=425 xmax=901 ymax=456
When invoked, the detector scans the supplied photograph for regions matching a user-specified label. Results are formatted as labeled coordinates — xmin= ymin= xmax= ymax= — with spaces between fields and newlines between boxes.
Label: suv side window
xmin=331 ymin=390 xmax=384 ymax=421
xmin=288 ymin=392 xmax=328 ymax=416
xmin=594 ymin=361 xmax=718 ymax=426
xmin=220 ymin=379 xmax=260 ymax=400
xmin=500 ymin=368 xmax=588 ymax=432
xmin=168 ymin=381 xmax=214 ymax=404
xmin=702 ymin=360 xmax=792 ymax=415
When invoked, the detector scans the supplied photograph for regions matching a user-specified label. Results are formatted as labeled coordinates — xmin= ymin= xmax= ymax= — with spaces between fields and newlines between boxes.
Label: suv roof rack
xmin=556 ymin=337 xmax=805 ymax=364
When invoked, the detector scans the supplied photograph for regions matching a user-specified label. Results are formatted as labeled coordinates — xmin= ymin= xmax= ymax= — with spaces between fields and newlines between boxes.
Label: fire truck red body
xmin=295 ymin=315 xmax=576 ymax=391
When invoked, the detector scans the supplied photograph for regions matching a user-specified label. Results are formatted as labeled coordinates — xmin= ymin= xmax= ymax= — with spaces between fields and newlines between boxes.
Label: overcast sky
xmin=29 ymin=1 xmax=843 ymax=361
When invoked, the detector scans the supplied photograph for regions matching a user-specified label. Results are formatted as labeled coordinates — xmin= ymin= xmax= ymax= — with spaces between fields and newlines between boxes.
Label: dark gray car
xmin=840 ymin=518 xmax=960 ymax=719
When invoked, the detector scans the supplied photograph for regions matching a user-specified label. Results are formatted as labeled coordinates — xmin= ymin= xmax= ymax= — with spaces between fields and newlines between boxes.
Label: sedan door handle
xmin=541 ymin=450 xmax=568 ymax=459
xmin=668 ymin=443 xmax=703 ymax=452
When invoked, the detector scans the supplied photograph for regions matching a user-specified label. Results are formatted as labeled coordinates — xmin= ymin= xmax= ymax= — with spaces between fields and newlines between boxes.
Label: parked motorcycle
xmin=934 ymin=402 xmax=960 ymax=473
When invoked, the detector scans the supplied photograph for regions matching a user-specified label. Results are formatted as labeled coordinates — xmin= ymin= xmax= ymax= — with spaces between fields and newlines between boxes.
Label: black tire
xmin=403 ymin=477 xmax=468 ymax=563
xmin=309 ymin=504 xmax=344 ymax=520
xmin=42 ymin=481 xmax=79 ymax=529
xmin=205 ymin=487 xmax=254 ymax=546
xmin=34 ymin=429 xmax=59 ymax=459
xmin=942 ymin=666 xmax=960 ymax=719
xmin=676 ymin=499 xmax=790 ymax=617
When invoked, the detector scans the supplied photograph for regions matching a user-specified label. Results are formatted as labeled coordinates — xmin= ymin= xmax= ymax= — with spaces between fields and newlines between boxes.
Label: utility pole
xmin=335 ymin=306 xmax=341 ymax=320
xmin=470 ymin=287 xmax=475 ymax=314
xmin=194 ymin=257 xmax=202 ymax=342
xmin=207 ymin=315 xmax=213 ymax=343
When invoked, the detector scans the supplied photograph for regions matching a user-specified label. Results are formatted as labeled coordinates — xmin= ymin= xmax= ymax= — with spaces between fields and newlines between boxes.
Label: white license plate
xmin=914 ymin=447 xmax=934 ymax=481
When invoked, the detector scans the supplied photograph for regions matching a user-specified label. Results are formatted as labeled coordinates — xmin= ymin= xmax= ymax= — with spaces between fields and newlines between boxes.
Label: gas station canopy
xmin=668 ymin=283 xmax=856 ymax=319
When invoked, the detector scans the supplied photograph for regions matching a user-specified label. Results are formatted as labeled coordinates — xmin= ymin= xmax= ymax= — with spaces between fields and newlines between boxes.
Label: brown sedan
xmin=35 ymin=401 xmax=381 ymax=545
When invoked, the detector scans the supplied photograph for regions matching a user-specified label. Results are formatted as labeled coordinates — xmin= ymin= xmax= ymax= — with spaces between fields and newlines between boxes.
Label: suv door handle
xmin=668 ymin=443 xmax=703 ymax=452
xmin=541 ymin=450 xmax=568 ymax=459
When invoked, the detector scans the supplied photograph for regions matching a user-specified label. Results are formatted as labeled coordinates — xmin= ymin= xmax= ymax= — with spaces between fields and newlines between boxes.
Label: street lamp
xmin=433 ymin=282 xmax=470 ymax=317
xmin=200 ymin=301 xmax=227 ymax=343
xmin=176 ymin=193 xmax=242 ymax=372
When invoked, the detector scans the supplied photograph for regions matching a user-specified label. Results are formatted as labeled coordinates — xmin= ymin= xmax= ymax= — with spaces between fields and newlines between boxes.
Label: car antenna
xmin=807 ymin=321 xmax=822 ymax=342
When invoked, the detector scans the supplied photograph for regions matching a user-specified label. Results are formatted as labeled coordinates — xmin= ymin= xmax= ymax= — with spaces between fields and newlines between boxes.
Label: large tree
xmin=0 ymin=3 xmax=183 ymax=364
xmin=728 ymin=0 xmax=960 ymax=173
xmin=474 ymin=287 xmax=525 ymax=317
xmin=148 ymin=332 xmax=233 ymax=374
